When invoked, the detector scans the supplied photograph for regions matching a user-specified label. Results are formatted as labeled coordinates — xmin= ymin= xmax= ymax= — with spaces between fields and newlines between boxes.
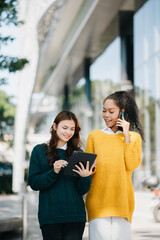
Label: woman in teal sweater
xmin=28 ymin=110 xmax=94 ymax=240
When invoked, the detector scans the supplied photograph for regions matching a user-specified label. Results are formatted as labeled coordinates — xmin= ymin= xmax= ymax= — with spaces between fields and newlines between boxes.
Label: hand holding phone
xmin=117 ymin=111 xmax=128 ymax=131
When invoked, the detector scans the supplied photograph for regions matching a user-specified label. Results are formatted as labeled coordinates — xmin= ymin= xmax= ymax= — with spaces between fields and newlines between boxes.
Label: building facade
xmin=13 ymin=0 xmax=160 ymax=192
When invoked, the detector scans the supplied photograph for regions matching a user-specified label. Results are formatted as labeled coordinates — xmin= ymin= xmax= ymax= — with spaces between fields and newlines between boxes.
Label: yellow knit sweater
xmin=85 ymin=130 xmax=142 ymax=223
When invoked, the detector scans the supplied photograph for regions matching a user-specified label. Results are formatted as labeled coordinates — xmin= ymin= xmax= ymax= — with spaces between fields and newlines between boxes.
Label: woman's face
xmin=102 ymin=99 xmax=120 ymax=132
xmin=53 ymin=120 xmax=75 ymax=146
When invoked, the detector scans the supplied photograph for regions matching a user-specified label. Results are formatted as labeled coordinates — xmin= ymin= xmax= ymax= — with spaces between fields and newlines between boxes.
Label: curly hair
xmin=46 ymin=110 xmax=82 ymax=168
xmin=103 ymin=91 xmax=144 ymax=139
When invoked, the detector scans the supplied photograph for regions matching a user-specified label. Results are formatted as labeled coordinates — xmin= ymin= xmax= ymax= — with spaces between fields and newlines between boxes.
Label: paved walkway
xmin=0 ymin=190 xmax=160 ymax=240
xmin=131 ymin=191 xmax=160 ymax=240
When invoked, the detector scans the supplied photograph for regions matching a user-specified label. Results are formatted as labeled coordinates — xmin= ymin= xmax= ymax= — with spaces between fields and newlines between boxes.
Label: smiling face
xmin=102 ymin=99 xmax=120 ymax=133
xmin=53 ymin=120 xmax=75 ymax=147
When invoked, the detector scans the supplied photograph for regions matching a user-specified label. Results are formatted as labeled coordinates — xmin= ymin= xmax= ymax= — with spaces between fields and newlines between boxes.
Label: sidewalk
xmin=0 ymin=194 xmax=23 ymax=239
xmin=0 ymin=191 xmax=41 ymax=240
xmin=0 ymin=191 xmax=160 ymax=240
xmin=131 ymin=191 xmax=160 ymax=240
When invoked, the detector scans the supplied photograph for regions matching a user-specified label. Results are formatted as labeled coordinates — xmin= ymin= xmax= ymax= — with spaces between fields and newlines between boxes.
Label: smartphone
xmin=117 ymin=111 xmax=128 ymax=131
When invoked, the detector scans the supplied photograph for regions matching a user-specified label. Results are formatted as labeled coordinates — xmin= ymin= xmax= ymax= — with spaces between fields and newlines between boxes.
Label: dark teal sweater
xmin=28 ymin=144 xmax=92 ymax=228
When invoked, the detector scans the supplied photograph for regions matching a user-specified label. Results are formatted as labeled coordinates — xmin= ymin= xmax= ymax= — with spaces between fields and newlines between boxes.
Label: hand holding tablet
xmin=63 ymin=151 xmax=97 ymax=177
xmin=73 ymin=160 xmax=95 ymax=177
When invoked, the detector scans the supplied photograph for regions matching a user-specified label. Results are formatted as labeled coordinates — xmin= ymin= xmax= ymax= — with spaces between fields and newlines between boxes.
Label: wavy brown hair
xmin=46 ymin=110 xmax=82 ymax=167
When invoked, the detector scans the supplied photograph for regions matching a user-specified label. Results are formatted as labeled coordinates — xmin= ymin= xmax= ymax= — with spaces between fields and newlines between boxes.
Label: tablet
xmin=63 ymin=151 xmax=97 ymax=177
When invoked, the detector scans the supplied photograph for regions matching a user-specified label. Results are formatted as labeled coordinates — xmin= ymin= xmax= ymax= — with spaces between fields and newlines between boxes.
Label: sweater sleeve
xmin=124 ymin=133 xmax=142 ymax=171
xmin=28 ymin=146 xmax=59 ymax=191
xmin=85 ymin=132 xmax=97 ymax=175
xmin=76 ymin=176 xmax=92 ymax=195
xmin=85 ymin=133 xmax=94 ymax=154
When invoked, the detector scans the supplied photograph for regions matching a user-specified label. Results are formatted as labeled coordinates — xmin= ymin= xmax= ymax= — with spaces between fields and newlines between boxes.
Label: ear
xmin=53 ymin=123 xmax=57 ymax=131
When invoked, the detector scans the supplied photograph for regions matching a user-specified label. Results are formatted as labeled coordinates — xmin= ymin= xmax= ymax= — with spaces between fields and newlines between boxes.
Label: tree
xmin=0 ymin=91 xmax=15 ymax=140
xmin=0 ymin=0 xmax=28 ymax=85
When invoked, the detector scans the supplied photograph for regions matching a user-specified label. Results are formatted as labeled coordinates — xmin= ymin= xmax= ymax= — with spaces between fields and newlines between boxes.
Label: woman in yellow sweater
xmin=85 ymin=91 xmax=143 ymax=240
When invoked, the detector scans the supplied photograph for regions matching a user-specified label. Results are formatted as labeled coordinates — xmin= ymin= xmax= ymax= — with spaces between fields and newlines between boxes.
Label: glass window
xmin=69 ymin=37 xmax=121 ymax=143
xmin=90 ymin=37 xmax=121 ymax=84
xmin=134 ymin=0 xmax=160 ymax=178
xmin=90 ymin=37 xmax=121 ymax=129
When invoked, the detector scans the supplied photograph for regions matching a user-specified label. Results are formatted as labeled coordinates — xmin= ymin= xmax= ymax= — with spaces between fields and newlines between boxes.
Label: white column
xmin=13 ymin=0 xmax=53 ymax=192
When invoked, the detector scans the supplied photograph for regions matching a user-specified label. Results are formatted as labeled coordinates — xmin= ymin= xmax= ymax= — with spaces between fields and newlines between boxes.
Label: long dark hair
xmin=46 ymin=110 xmax=82 ymax=167
xmin=103 ymin=91 xmax=144 ymax=139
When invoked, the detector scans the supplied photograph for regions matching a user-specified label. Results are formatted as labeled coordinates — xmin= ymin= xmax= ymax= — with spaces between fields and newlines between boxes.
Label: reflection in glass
xmin=134 ymin=0 xmax=160 ymax=180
